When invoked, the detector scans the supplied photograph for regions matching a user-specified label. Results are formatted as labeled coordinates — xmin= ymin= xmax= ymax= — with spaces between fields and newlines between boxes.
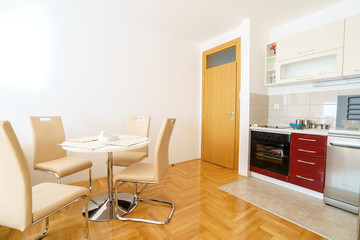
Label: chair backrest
xmin=126 ymin=116 xmax=151 ymax=155
xmin=0 ymin=121 xmax=32 ymax=231
xmin=30 ymin=116 xmax=67 ymax=167
xmin=154 ymin=118 xmax=176 ymax=183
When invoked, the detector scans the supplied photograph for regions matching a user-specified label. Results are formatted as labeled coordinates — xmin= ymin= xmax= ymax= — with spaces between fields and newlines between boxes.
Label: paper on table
xmin=104 ymin=136 xmax=149 ymax=147
xmin=65 ymin=136 xmax=98 ymax=143
xmin=60 ymin=140 xmax=106 ymax=150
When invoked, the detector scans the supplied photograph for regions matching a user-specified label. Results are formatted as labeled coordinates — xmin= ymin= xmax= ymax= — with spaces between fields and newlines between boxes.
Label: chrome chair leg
xmin=118 ymin=198 xmax=175 ymax=225
xmin=31 ymin=195 xmax=89 ymax=239
xmin=84 ymin=197 xmax=89 ymax=239
xmin=115 ymin=181 xmax=174 ymax=225
xmin=136 ymin=183 xmax=147 ymax=194
xmin=88 ymin=169 xmax=92 ymax=192
xmin=34 ymin=217 xmax=49 ymax=240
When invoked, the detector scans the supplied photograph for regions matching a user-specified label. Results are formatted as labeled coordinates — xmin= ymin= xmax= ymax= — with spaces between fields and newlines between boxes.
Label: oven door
xmin=250 ymin=139 xmax=290 ymax=181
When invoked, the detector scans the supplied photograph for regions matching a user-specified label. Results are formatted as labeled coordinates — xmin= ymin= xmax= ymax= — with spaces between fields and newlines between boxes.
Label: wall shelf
xmin=265 ymin=42 xmax=277 ymax=86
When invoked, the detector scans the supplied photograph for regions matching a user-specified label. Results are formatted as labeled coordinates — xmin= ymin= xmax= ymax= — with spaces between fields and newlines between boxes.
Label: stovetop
xmin=265 ymin=125 xmax=292 ymax=129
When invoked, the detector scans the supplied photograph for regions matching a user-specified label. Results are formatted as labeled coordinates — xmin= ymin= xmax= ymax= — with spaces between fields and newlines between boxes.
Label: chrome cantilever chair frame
xmin=30 ymin=116 xmax=92 ymax=191
xmin=0 ymin=120 xmax=90 ymax=239
xmin=113 ymin=118 xmax=176 ymax=225
xmin=32 ymin=195 xmax=89 ymax=240
xmin=115 ymin=180 xmax=174 ymax=225
xmin=113 ymin=116 xmax=151 ymax=194
xmin=35 ymin=168 xmax=92 ymax=191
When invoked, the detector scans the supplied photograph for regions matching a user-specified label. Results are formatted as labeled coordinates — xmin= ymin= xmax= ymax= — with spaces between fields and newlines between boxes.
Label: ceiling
xmin=122 ymin=0 xmax=346 ymax=43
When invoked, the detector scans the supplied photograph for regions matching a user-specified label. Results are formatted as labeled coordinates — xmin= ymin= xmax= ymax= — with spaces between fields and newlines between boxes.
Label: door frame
xmin=201 ymin=38 xmax=241 ymax=171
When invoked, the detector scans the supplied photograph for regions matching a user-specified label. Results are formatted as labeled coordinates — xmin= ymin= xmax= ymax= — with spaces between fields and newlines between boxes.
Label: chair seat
xmin=32 ymin=182 xmax=89 ymax=222
xmin=35 ymin=156 xmax=92 ymax=178
xmin=112 ymin=151 xmax=147 ymax=167
xmin=113 ymin=163 xmax=155 ymax=183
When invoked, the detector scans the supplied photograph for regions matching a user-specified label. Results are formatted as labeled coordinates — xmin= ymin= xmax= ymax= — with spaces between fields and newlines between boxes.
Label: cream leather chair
xmin=30 ymin=116 xmax=92 ymax=190
xmin=113 ymin=116 xmax=150 ymax=193
xmin=0 ymin=121 xmax=89 ymax=239
xmin=113 ymin=116 xmax=151 ymax=167
xmin=114 ymin=118 xmax=175 ymax=225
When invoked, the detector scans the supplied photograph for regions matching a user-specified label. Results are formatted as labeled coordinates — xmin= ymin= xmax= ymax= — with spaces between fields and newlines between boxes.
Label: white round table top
xmin=62 ymin=139 xmax=151 ymax=153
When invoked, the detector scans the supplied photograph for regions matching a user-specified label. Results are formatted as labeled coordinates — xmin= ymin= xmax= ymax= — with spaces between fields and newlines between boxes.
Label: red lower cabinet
xmin=289 ymin=163 xmax=325 ymax=192
xmin=289 ymin=133 xmax=327 ymax=193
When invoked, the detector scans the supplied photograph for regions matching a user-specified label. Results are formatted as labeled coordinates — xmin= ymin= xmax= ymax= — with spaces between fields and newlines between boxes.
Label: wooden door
xmin=202 ymin=39 xmax=240 ymax=170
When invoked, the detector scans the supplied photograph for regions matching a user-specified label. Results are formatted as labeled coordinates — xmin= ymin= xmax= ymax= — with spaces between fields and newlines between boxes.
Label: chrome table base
xmin=82 ymin=192 xmax=136 ymax=221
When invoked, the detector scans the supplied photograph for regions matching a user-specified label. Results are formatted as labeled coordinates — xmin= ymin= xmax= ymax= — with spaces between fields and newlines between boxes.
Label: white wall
xmin=267 ymin=0 xmax=360 ymax=95
xmin=0 ymin=1 xmax=201 ymax=185
xmin=249 ymin=19 xmax=268 ymax=95
xmin=200 ymin=19 xmax=251 ymax=176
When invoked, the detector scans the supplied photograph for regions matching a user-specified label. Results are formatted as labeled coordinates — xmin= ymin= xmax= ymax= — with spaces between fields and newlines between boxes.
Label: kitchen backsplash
xmin=250 ymin=93 xmax=268 ymax=125
xmin=250 ymin=88 xmax=360 ymax=127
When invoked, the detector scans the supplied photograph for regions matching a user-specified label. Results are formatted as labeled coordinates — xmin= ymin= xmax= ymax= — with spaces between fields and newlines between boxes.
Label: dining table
xmin=61 ymin=134 xmax=150 ymax=221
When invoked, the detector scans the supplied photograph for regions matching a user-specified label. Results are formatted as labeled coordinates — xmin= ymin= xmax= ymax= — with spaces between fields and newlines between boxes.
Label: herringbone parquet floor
xmin=0 ymin=159 xmax=325 ymax=239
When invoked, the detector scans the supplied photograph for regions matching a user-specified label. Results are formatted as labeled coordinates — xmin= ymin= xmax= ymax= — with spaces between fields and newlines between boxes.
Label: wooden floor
xmin=0 ymin=159 xmax=325 ymax=239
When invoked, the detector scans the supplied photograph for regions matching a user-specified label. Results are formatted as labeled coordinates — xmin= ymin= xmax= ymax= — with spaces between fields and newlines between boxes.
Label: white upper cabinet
xmin=277 ymin=19 xmax=344 ymax=62
xmin=276 ymin=48 xmax=343 ymax=84
xmin=343 ymin=14 xmax=360 ymax=78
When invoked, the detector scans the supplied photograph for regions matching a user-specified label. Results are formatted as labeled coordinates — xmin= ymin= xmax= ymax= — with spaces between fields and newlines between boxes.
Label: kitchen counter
xmin=250 ymin=126 xmax=329 ymax=136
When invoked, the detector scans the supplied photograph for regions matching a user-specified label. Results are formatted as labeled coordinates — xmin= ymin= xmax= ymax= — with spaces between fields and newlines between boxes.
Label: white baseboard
xmin=250 ymin=172 xmax=323 ymax=199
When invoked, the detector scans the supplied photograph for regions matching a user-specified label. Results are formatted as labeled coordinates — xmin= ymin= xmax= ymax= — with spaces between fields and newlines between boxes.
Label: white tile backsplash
xmin=268 ymin=104 xmax=286 ymax=118
xmin=252 ymin=88 xmax=360 ymax=127
xmin=268 ymin=117 xmax=288 ymax=126
xmin=287 ymin=92 xmax=311 ymax=105
xmin=310 ymin=105 xmax=337 ymax=119
xmin=250 ymin=93 xmax=268 ymax=124
xmin=310 ymin=91 xmax=338 ymax=105
xmin=269 ymin=95 xmax=287 ymax=105
xmin=286 ymin=105 xmax=310 ymax=118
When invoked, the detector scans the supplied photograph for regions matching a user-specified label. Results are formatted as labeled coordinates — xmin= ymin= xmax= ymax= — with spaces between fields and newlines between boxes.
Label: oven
xmin=250 ymin=130 xmax=291 ymax=181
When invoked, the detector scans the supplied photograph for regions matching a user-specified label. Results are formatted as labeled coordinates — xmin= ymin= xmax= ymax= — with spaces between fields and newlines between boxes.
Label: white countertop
xmin=250 ymin=126 xmax=329 ymax=136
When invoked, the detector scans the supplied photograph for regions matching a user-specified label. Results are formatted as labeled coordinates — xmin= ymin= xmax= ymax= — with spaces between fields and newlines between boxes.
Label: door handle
xmin=226 ymin=112 xmax=234 ymax=115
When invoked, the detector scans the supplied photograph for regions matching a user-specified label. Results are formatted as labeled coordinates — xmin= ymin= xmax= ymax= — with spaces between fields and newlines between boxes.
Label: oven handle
xmin=329 ymin=142 xmax=360 ymax=149
xmin=252 ymin=140 xmax=286 ymax=148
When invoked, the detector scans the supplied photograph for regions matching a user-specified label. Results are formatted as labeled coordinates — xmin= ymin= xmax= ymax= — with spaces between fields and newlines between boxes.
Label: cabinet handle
xmin=298 ymin=138 xmax=317 ymax=142
xmin=297 ymin=160 xmax=316 ymax=165
xmin=298 ymin=149 xmax=316 ymax=154
xmin=298 ymin=49 xmax=315 ymax=55
xmin=296 ymin=76 xmax=314 ymax=81
xmin=296 ymin=175 xmax=315 ymax=182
